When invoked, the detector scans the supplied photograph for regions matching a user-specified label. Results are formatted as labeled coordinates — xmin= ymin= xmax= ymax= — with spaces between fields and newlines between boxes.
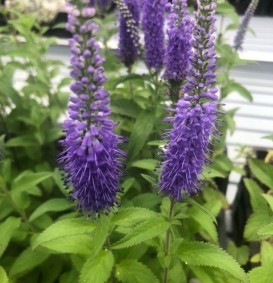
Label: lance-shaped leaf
xmin=80 ymin=250 xmax=114 ymax=283
xmin=33 ymin=218 xmax=96 ymax=255
xmin=177 ymin=241 xmax=248 ymax=282
xmin=116 ymin=260 xmax=159 ymax=283
xmin=112 ymin=217 xmax=170 ymax=249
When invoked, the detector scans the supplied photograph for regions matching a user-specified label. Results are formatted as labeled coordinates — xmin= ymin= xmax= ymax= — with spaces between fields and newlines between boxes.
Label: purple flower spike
xmin=234 ymin=0 xmax=259 ymax=51
xmin=160 ymin=0 xmax=218 ymax=200
xmin=59 ymin=0 xmax=125 ymax=215
xmin=118 ymin=0 xmax=140 ymax=67
xmin=142 ymin=0 xmax=166 ymax=72
xmin=163 ymin=0 xmax=193 ymax=82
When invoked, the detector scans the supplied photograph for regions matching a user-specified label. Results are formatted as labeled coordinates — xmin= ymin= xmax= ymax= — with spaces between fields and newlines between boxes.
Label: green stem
xmin=128 ymin=67 xmax=134 ymax=100
xmin=163 ymin=198 xmax=176 ymax=283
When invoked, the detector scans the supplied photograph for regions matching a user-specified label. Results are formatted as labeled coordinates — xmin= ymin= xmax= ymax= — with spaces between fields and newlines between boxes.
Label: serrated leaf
xmin=0 ymin=217 xmax=21 ymax=257
xmin=187 ymin=205 xmax=218 ymax=243
xmin=79 ymin=250 xmax=114 ymax=283
xmin=29 ymin=198 xmax=72 ymax=221
xmin=186 ymin=197 xmax=217 ymax=224
xmin=89 ymin=216 xmax=110 ymax=258
xmin=249 ymin=159 xmax=273 ymax=189
xmin=260 ymin=241 xmax=273 ymax=267
xmin=261 ymin=194 xmax=273 ymax=211
xmin=33 ymin=218 xmax=96 ymax=255
xmin=127 ymin=111 xmax=155 ymax=160
xmin=192 ymin=266 xmax=240 ymax=283
xmin=248 ymin=242 xmax=273 ymax=282
xmin=0 ymin=266 xmax=9 ymax=283
xmin=257 ymin=222 xmax=273 ymax=238
xmin=244 ymin=210 xmax=273 ymax=241
xmin=227 ymin=241 xmax=249 ymax=266
xmin=248 ymin=266 xmax=273 ymax=283
xmin=177 ymin=242 xmax=248 ymax=282
xmin=112 ymin=207 xmax=157 ymax=227
xmin=10 ymin=248 xmax=49 ymax=278
xmin=116 ymin=260 xmax=159 ymax=283
xmin=112 ymin=217 xmax=170 ymax=249
xmin=131 ymin=159 xmax=158 ymax=171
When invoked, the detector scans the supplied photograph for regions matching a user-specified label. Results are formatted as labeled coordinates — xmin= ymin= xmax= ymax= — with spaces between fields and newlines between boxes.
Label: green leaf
xmin=127 ymin=110 xmax=155 ymax=160
xmin=262 ymin=194 xmax=273 ymax=211
xmin=244 ymin=210 xmax=273 ymax=241
xmin=177 ymin=241 xmax=248 ymax=282
xmin=248 ymin=266 xmax=273 ymax=283
xmin=260 ymin=241 xmax=273 ymax=266
xmin=226 ymin=81 xmax=253 ymax=102
xmin=202 ymin=166 xmax=226 ymax=179
xmin=131 ymin=193 xmax=162 ymax=209
xmin=0 ymin=217 xmax=21 ymax=257
xmin=248 ymin=242 xmax=273 ymax=282
xmin=79 ymin=250 xmax=114 ymax=283
xmin=187 ymin=205 xmax=218 ymax=243
xmin=111 ymin=73 xmax=146 ymax=89
xmin=5 ymin=135 xmax=37 ymax=147
xmin=0 ymin=159 xmax=12 ymax=182
xmin=257 ymin=222 xmax=273 ymax=238
xmin=140 ymin=174 xmax=156 ymax=185
xmin=0 ymin=266 xmax=9 ymax=283
xmin=12 ymin=171 xmax=52 ymax=192
xmin=121 ymin=177 xmax=135 ymax=193
xmin=244 ymin=179 xmax=266 ymax=211
xmin=116 ymin=260 xmax=159 ymax=283
xmin=248 ymin=159 xmax=273 ymax=189
xmin=10 ymin=248 xmax=49 ymax=278
xmin=112 ymin=217 xmax=170 ymax=249
xmin=262 ymin=134 xmax=273 ymax=141
xmin=213 ymin=154 xmax=233 ymax=172
xmin=29 ymin=198 xmax=73 ymax=221
xmin=186 ymin=197 xmax=217 ymax=224
xmin=227 ymin=241 xmax=249 ymax=266
xmin=112 ymin=207 xmax=157 ymax=227
xmin=192 ymin=266 xmax=240 ymax=283
xmin=33 ymin=218 xmax=96 ymax=255
xmin=131 ymin=159 xmax=158 ymax=171
xmin=89 ymin=216 xmax=110 ymax=258
xmin=217 ymin=3 xmax=239 ymax=25
xmin=111 ymin=98 xmax=142 ymax=118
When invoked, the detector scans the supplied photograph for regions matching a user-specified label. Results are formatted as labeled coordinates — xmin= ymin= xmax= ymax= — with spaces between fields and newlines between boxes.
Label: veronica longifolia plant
xmin=233 ymin=0 xmax=259 ymax=50
xmin=164 ymin=0 xmax=193 ymax=83
xmin=142 ymin=0 xmax=166 ymax=72
xmin=58 ymin=0 xmax=125 ymax=215
xmin=160 ymin=0 xmax=218 ymax=200
xmin=118 ymin=0 xmax=141 ymax=67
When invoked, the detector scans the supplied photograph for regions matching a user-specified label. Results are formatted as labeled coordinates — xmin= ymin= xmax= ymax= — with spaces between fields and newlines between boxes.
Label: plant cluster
xmin=1 ymin=0 xmax=272 ymax=283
